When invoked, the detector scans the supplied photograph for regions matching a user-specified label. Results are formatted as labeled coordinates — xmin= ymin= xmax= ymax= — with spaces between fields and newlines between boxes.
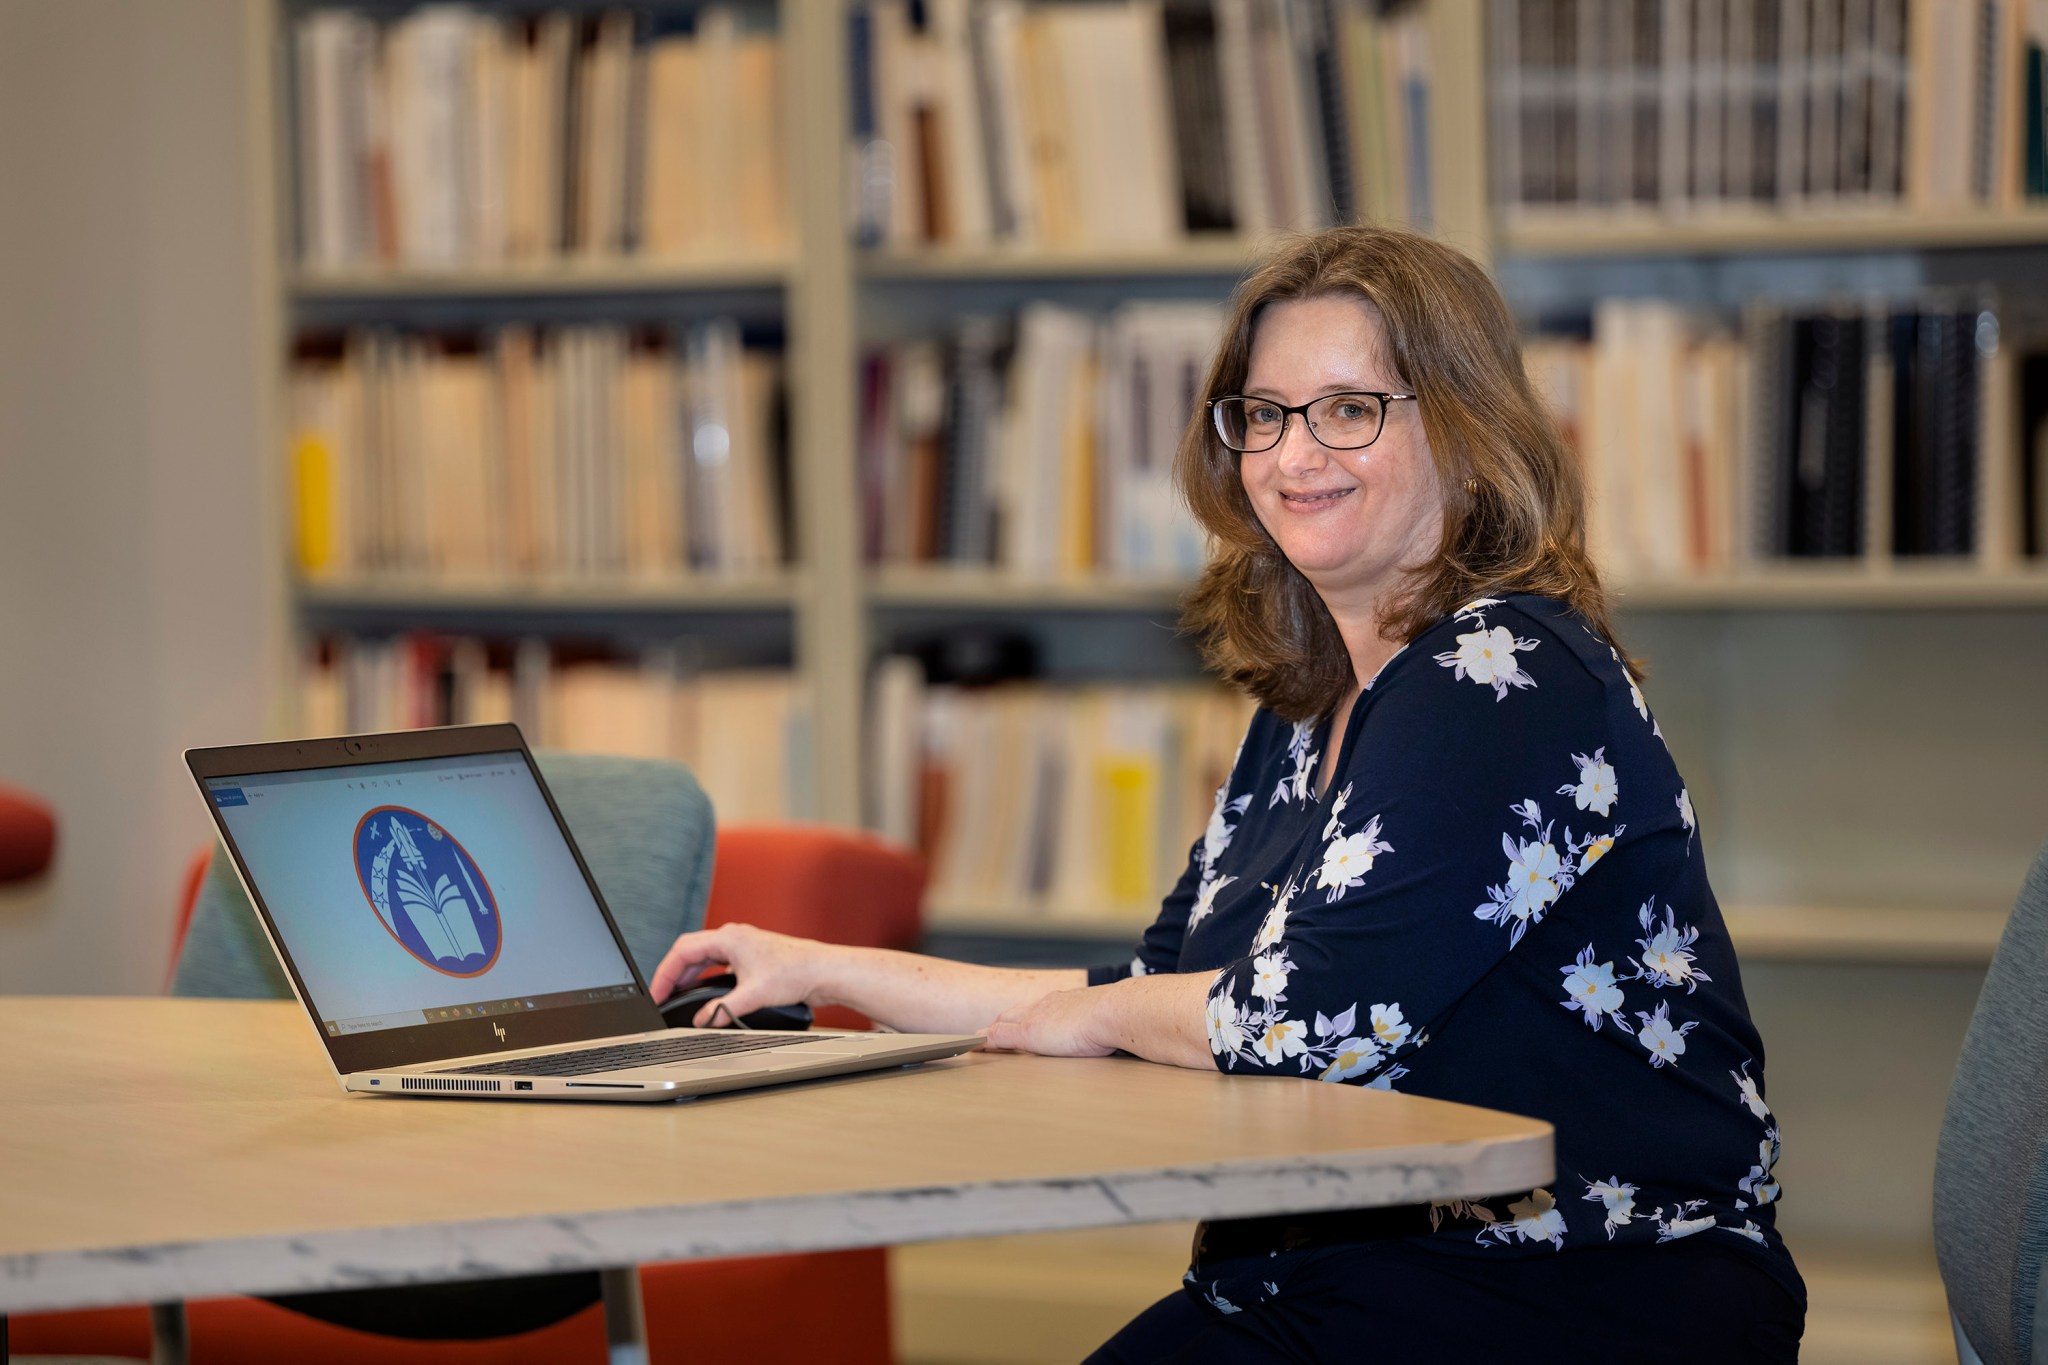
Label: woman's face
xmin=1236 ymin=294 xmax=1443 ymax=617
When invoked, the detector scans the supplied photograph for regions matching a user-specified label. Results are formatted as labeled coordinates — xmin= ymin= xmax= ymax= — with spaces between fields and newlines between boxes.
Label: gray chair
xmin=174 ymin=750 xmax=715 ymax=999
xmin=1935 ymin=841 xmax=2048 ymax=1365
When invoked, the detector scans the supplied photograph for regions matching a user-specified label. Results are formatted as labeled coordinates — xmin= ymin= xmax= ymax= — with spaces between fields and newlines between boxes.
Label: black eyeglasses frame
xmin=1207 ymin=391 xmax=1419 ymax=454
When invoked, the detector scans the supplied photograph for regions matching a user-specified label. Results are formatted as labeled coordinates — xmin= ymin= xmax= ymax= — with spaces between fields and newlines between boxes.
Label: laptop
xmin=184 ymin=724 xmax=981 ymax=1102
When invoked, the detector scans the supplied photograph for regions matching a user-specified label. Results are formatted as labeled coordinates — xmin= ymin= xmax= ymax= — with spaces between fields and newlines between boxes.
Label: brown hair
xmin=1178 ymin=225 xmax=1635 ymax=722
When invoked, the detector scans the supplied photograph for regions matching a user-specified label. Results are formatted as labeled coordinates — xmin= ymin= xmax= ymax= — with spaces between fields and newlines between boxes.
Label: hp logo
xmin=492 ymin=1023 xmax=507 ymax=1042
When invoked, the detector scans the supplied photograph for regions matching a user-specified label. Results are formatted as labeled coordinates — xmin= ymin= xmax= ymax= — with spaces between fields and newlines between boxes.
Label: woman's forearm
xmin=982 ymin=970 xmax=1217 ymax=1069
xmin=816 ymin=945 xmax=1086 ymax=1035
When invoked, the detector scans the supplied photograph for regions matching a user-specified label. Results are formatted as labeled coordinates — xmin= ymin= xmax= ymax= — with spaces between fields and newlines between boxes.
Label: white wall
xmin=0 ymin=0 xmax=286 ymax=993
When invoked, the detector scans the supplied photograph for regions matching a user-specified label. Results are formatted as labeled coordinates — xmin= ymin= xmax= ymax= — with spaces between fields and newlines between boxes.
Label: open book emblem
xmin=352 ymin=805 xmax=502 ymax=978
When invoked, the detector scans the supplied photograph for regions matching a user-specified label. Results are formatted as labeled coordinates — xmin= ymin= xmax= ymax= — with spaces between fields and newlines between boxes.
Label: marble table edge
xmin=0 ymin=1131 xmax=1551 ymax=1315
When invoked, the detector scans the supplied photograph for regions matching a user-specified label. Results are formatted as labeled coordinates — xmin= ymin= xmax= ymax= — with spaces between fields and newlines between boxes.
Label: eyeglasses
xmin=1208 ymin=391 xmax=1417 ymax=454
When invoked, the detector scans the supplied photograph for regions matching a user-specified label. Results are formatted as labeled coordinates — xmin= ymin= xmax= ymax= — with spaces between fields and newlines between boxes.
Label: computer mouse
xmin=659 ymin=973 xmax=813 ymax=1031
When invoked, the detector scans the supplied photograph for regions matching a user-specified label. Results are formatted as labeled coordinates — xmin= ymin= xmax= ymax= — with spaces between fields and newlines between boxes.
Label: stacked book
xmin=1490 ymin=0 xmax=2048 ymax=218
xmin=292 ymin=5 xmax=788 ymax=268
xmin=849 ymin=0 xmax=1436 ymax=250
xmin=867 ymin=657 xmax=1255 ymax=922
xmin=301 ymin=635 xmax=808 ymax=824
xmin=289 ymin=321 xmax=786 ymax=583
xmin=859 ymin=301 xmax=1223 ymax=577
xmin=1527 ymin=294 xmax=2017 ymax=580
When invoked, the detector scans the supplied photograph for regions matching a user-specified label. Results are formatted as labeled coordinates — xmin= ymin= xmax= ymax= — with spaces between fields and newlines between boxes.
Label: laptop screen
xmin=202 ymin=750 xmax=640 ymax=1042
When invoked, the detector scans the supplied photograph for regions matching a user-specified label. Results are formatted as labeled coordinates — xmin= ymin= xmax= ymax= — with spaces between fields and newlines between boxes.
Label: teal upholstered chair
xmin=173 ymin=751 xmax=715 ymax=999
xmin=1935 ymin=841 xmax=2048 ymax=1365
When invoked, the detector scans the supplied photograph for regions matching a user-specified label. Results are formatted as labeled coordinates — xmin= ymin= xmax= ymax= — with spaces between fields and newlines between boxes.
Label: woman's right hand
xmin=649 ymin=922 xmax=846 ymax=1028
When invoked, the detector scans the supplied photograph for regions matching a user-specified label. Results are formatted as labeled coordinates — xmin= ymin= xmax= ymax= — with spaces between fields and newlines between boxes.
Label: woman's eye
xmin=1333 ymin=402 xmax=1367 ymax=421
xmin=1248 ymin=405 xmax=1283 ymax=425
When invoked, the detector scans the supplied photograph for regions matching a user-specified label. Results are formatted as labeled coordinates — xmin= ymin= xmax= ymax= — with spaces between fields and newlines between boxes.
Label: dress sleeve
xmin=1203 ymin=603 xmax=1619 ymax=1087
xmin=1087 ymin=710 xmax=1270 ymax=988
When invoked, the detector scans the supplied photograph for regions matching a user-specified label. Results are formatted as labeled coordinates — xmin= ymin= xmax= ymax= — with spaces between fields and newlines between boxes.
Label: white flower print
xmin=1369 ymin=1003 xmax=1412 ymax=1050
xmin=1317 ymin=813 xmax=1393 ymax=902
xmin=1558 ymin=747 xmax=1619 ymax=816
xmin=1455 ymin=597 xmax=1505 ymax=619
xmin=1676 ymin=787 xmax=1696 ymax=835
xmin=1732 ymin=1062 xmax=1770 ymax=1121
xmin=1188 ymin=873 xmax=1236 ymax=933
xmin=1478 ymin=1188 xmax=1566 ymax=1250
xmin=1249 ymin=950 xmax=1295 ymax=1004
xmin=1253 ymin=903 xmax=1288 ymax=953
xmin=1724 ymin=1221 xmax=1767 ymax=1245
xmin=1738 ymin=1128 xmax=1782 ymax=1206
xmin=1429 ymin=1198 xmax=1499 ymax=1232
xmin=1559 ymin=946 xmax=1632 ymax=1033
xmin=1211 ymin=979 xmax=1421 ymax=1083
xmin=1474 ymin=800 xmax=1576 ymax=947
xmin=1611 ymin=648 xmax=1650 ymax=721
xmin=1575 ymin=829 xmax=1620 ymax=875
xmin=1435 ymin=624 xmax=1540 ymax=701
xmin=1635 ymin=1000 xmax=1698 ymax=1068
xmin=1271 ymin=720 xmax=1319 ymax=808
xmin=1202 ymin=786 xmax=1252 ymax=874
xmin=1252 ymin=1017 xmax=1309 ymax=1065
xmin=1630 ymin=901 xmax=1711 ymax=993
xmin=1319 ymin=1035 xmax=1383 ymax=1082
xmin=1320 ymin=783 xmax=1349 ymax=840
xmin=1583 ymin=1177 xmax=1638 ymax=1240
xmin=1653 ymin=1200 xmax=1716 ymax=1241
xmin=1128 ymin=955 xmax=1149 ymax=978
xmin=1249 ymin=877 xmax=1297 ymax=953
xmin=1204 ymin=990 xmax=1247 ymax=1058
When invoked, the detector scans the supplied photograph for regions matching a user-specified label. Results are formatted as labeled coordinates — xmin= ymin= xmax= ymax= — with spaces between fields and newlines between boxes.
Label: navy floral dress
xmin=1088 ymin=594 xmax=1803 ymax=1314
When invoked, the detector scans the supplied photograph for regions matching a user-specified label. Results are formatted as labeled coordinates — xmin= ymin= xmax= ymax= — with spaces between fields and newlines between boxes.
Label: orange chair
xmin=12 ymin=824 xmax=922 ymax=1364
xmin=0 ymin=783 xmax=57 ymax=884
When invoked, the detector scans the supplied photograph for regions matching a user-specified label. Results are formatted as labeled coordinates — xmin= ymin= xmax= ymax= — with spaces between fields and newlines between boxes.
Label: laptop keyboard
xmin=440 ymin=1032 xmax=827 ymax=1078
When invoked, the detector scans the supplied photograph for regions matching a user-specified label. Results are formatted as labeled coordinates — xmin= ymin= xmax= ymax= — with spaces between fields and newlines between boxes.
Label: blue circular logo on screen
xmin=351 ymin=806 xmax=502 ymax=977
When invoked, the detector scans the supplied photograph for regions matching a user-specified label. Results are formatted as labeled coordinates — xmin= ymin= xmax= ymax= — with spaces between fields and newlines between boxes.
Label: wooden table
xmin=0 ymin=998 xmax=1551 ymax=1354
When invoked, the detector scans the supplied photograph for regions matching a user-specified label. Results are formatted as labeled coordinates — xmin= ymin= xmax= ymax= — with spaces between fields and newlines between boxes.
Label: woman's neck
xmin=1324 ymin=598 xmax=1406 ymax=696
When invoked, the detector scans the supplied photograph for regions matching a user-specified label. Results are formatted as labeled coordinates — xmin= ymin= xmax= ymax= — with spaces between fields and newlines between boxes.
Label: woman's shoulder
xmin=1381 ymin=593 xmax=1620 ymax=711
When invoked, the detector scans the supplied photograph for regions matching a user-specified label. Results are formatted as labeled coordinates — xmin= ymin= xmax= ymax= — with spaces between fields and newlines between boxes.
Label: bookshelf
xmin=260 ymin=0 xmax=2047 ymax=960
xmin=289 ymin=258 xmax=792 ymax=299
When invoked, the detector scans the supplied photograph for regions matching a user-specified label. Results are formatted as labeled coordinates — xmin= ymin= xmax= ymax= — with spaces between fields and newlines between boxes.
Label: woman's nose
xmin=1273 ymin=415 xmax=1330 ymax=475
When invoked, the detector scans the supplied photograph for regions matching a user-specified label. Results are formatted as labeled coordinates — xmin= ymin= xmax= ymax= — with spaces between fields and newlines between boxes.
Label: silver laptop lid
xmin=186 ymin=725 xmax=666 ymax=1075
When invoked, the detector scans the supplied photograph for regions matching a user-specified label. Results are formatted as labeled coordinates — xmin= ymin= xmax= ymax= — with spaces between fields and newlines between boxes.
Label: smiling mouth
xmin=1280 ymin=488 xmax=1355 ymax=505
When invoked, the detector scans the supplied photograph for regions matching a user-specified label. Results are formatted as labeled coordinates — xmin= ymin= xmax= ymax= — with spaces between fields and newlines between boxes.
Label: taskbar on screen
xmin=323 ymin=982 xmax=639 ymax=1036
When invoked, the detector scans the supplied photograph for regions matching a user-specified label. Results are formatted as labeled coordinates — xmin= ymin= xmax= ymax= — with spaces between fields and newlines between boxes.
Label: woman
xmin=652 ymin=226 xmax=1804 ymax=1361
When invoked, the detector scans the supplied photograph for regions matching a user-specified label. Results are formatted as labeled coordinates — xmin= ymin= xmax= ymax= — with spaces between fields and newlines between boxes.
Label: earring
xmin=1463 ymin=477 xmax=1479 ymax=496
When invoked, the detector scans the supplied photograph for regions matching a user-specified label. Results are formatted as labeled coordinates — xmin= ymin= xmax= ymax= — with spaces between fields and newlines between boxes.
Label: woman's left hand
xmin=982 ymin=985 xmax=1115 ymax=1057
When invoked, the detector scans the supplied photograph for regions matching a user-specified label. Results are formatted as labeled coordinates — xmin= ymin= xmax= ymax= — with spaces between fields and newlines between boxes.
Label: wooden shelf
xmin=867 ymin=567 xmax=1190 ymax=611
xmin=860 ymin=235 xmax=1264 ymax=281
xmin=295 ymin=573 xmax=802 ymax=612
xmin=1500 ymin=206 xmax=2048 ymax=257
xmin=1614 ymin=566 xmax=2048 ymax=610
xmin=929 ymin=905 xmax=2008 ymax=966
xmin=289 ymin=257 xmax=790 ymax=300
xmin=926 ymin=913 xmax=1141 ymax=942
xmin=1723 ymin=905 xmax=2006 ymax=966
xmin=865 ymin=565 xmax=2048 ymax=612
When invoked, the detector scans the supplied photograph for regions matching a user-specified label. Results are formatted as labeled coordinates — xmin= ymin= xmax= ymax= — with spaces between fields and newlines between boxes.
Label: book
xmin=302 ymin=635 xmax=806 ymax=822
xmin=884 ymin=669 xmax=1253 ymax=922
xmin=289 ymin=5 xmax=789 ymax=268
xmin=1482 ymin=0 xmax=2048 ymax=217
xmin=289 ymin=320 xmax=786 ymax=582
xmin=861 ymin=302 xmax=1221 ymax=578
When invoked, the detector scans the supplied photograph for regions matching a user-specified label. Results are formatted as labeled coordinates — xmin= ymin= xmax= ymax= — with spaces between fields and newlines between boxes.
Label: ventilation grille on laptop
xmin=400 ymin=1076 xmax=503 ymax=1093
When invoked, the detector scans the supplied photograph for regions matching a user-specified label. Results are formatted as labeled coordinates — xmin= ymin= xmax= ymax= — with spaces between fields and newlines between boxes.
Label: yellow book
xmin=292 ymin=429 xmax=337 ymax=576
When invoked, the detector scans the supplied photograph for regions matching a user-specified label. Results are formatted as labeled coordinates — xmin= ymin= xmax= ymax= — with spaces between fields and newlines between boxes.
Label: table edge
xmin=0 ymin=1128 xmax=1552 ymax=1314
